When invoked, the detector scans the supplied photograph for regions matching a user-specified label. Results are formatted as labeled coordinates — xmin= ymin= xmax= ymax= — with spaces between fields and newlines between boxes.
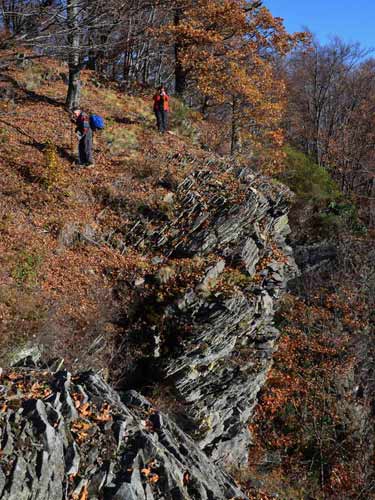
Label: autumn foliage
xmin=0 ymin=3 xmax=374 ymax=498
xmin=285 ymin=37 xmax=375 ymax=226
xmin=249 ymin=238 xmax=374 ymax=499
xmin=155 ymin=0 xmax=307 ymax=171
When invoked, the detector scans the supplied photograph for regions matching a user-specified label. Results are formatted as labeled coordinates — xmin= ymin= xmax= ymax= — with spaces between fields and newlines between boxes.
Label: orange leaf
xmin=78 ymin=402 xmax=91 ymax=417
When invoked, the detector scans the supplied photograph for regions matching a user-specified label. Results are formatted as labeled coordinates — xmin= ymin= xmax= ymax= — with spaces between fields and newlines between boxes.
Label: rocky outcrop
xmin=123 ymin=160 xmax=297 ymax=466
xmin=0 ymin=366 xmax=247 ymax=500
xmin=0 ymin=157 xmax=297 ymax=498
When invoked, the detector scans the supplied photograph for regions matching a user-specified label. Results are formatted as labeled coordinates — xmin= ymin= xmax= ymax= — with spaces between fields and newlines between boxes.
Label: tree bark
xmin=174 ymin=6 xmax=186 ymax=95
xmin=230 ymin=96 xmax=242 ymax=156
xmin=65 ymin=0 xmax=81 ymax=110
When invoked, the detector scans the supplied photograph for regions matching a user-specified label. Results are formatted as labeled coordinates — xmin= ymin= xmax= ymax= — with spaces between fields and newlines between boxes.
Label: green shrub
xmin=279 ymin=147 xmax=367 ymax=238
xmin=280 ymin=146 xmax=341 ymax=204
xmin=170 ymin=99 xmax=200 ymax=143
xmin=43 ymin=140 xmax=61 ymax=189
xmin=12 ymin=252 xmax=43 ymax=287
xmin=316 ymin=201 xmax=367 ymax=237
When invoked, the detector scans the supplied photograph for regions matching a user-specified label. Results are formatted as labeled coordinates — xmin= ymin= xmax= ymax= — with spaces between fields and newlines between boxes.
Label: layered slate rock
xmin=0 ymin=156 xmax=297 ymax=498
xmin=124 ymin=159 xmax=298 ymax=466
xmin=0 ymin=367 xmax=247 ymax=500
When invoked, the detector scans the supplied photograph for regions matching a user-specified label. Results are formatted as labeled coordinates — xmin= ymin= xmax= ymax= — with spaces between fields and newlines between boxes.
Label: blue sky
xmin=264 ymin=0 xmax=375 ymax=49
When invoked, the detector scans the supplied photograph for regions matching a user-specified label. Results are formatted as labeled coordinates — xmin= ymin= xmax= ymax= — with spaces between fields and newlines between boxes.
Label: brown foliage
xmin=157 ymin=0 xmax=307 ymax=172
xmin=285 ymin=37 xmax=375 ymax=226
xmin=250 ymin=236 xmax=374 ymax=499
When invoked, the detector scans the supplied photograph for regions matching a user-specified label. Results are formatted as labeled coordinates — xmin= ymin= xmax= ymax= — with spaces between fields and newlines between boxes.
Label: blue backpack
xmin=90 ymin=114 xmax=105 ymax=131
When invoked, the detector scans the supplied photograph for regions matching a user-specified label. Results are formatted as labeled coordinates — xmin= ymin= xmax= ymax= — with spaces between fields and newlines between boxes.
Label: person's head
xmin=158 ymin=85 xmax=166 ymax=95
xmin=72 ymin=108 xmax=82 ymax=120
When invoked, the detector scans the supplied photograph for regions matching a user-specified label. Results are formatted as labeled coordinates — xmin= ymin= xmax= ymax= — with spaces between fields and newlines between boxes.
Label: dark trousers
xmin=155 ymin=109 xmax=168 ymax=132
xmin=78 ymin=128 xmax=93 ymax=165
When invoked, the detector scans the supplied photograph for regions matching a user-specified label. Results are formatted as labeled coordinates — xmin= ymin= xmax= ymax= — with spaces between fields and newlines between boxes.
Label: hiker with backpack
xmin=71 ymin=109 xmax=104 ymax=166
xmin=72 ymin=108 xmax=94 ymax=167
xmin=153 ymin=85 xmax=170 ymax=133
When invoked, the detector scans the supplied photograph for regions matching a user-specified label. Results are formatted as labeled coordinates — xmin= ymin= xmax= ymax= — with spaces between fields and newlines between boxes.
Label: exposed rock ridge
xmin=0 ymin=366 xmax=247 ymax=500
xmin=123 ymin=161 xmax=298 ymax=466
xmin=0 ymin=158 xmax=297 ymax=498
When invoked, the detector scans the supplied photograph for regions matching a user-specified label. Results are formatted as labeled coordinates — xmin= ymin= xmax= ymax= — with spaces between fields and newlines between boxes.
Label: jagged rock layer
xmin=0 ymin=367 xmax=247 ymax=500
xmin=0 ymin=158 xmax=297 ymax=498
xmin=123 ymin=160 xmax=297 ymax=466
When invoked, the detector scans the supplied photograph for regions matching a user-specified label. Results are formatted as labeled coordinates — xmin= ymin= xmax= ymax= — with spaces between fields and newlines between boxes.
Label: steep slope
xmin=1 ymin=55 xmax=297 ymax=499
xmin=0 ymin=54 xmax=204 ymax=368
xmin=247 ymin=150 xmax=375 ymax=498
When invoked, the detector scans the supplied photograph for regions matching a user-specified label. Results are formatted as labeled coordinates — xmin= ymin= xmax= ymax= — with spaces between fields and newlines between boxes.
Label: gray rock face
xmin=0 ymin=368 xmax=247 ymax=500
xmin=124 ymin=162 xmax=297 ymax=466
xmin=58 ymin=222 xmax=98 ymax=248
xmin=8 ymin=344 xmax=43 ymax=367
xmin=0 ymin=158 xmax=297 ymax=498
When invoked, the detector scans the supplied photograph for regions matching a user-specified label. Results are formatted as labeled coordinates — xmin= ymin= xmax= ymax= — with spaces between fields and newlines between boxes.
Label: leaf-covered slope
xmin=1 ymin=55 xmax=298 ymax=499
xmin=0 ymin=54 xmax=205 ymax=368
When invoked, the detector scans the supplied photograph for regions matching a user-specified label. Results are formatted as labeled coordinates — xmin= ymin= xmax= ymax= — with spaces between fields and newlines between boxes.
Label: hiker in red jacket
xmin=72 ymin=108 xmax=94 ymax=166
xmin=153 ymin=85 xmax=170 ymax=133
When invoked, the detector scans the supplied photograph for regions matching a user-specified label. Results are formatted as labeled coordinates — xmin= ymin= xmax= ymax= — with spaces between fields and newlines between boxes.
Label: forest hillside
xmin=0 ymin=1 xmax=374 ymax=499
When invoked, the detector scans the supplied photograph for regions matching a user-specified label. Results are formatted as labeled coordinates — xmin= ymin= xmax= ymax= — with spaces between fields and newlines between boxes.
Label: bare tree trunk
xmin=143 ymin=40 xmax=151 ymax=84
xmin=175 ymin=45 xmax=186 ymax=94
xmin=1 ymin=0 xmax=24 ymax=34
xmin=174 ymin=6 xmax=186 ymax=95
xmin=66 ymin=0 xmax=81 ymax=110
xmin=230 ymin=96 xmax=241 ymax=156
xmin=201 ymin=95 xmax=209 ymax=117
